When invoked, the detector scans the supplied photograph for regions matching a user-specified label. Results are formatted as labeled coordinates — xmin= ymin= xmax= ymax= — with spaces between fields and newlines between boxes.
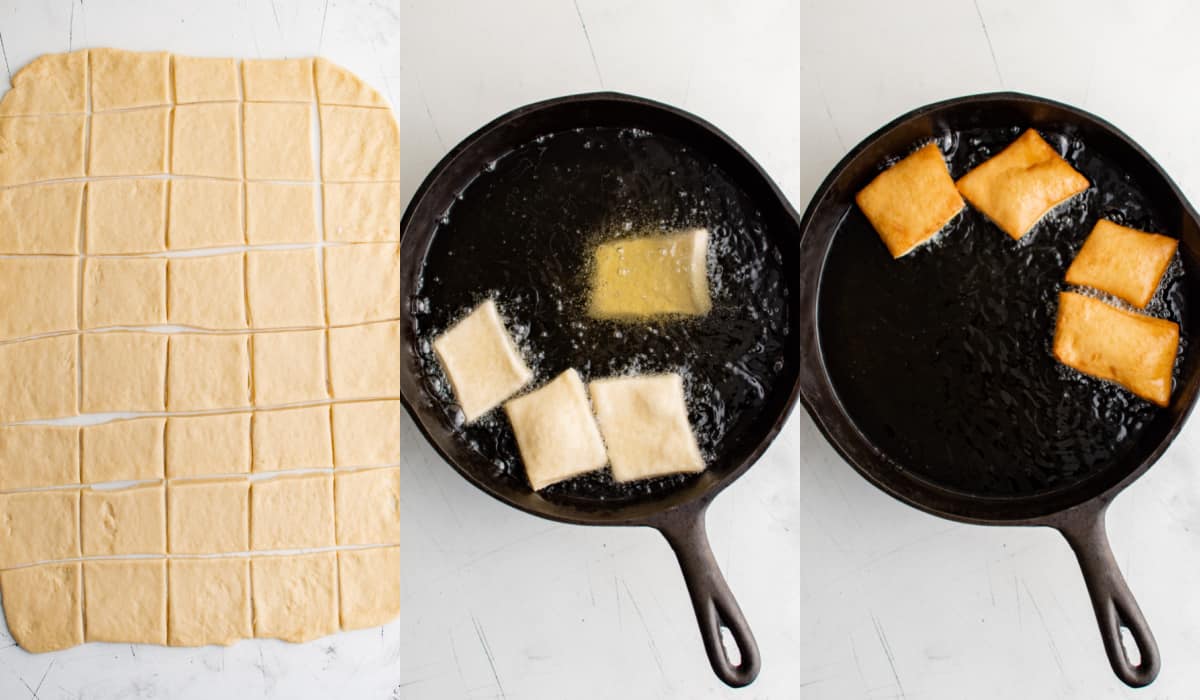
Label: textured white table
xmin=801 ymin=1 xmax=1200 ymax=698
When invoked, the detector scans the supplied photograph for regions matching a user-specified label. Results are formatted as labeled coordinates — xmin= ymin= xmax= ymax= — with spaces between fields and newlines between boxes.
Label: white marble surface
xmin=801 ymin=1 xmax=1200 ymax=698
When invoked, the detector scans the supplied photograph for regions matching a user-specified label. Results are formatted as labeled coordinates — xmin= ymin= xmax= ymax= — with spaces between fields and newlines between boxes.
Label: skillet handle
xmin=655 ymin=502 xmax=760 ymax=687
xmin=1056 ymin=503 xmax=1160 ymax=687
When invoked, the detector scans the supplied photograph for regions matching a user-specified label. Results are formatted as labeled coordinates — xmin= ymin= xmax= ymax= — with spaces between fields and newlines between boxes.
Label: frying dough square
xmin=250 ymin=473 xmax=335 ymax=550
xmin=251 ymin=329 xmax=329 ymax=405
xmin=433 ymin=301 xmax=530 ymax=421
xmin=315 ymin=58 xmax=388 ymax=107
xmin=338 ymin=546 xmax=400 ymax=631
xmin=0 ymin=425 xmax=79 ymax=490
xmin=172 ymin=55 xmax=239 ymax=103
xmin=243 ymin=102 xmax=314 ymax=180
xmin=81 ymin=484 xmax=166 ymax=556
xmin=251 ymin=552 xmax=338 ymax=643
xmin=88 ymin=107 xmax=171 ymax=176
xmin=165 ymin=413 xmax=252 ymax=478
xmin=334 ymin=467 xmax=400 ymax=546
xmin=243 ymin=58 xmax=315 ymax=102
xmin=82 ymin=257 xmax=168 ymax=328
xmin=168 ymin=558 xmax=252 ymax=647
xmin=0 ymin=257 xmax=78 ymax=340
xmin=83 ymin=559 xmax=167 ymax=645
xmin=328 ymin=321 xmax=400 ymax=399
xmin=172 ymin=102 xmax=242 ymax=178
xmin=323 ymin=243 xmax=401 ymax=325
xmin=81 ymin=332 xmax=168 ymax=413
xmin=319 ymin=106 xmax=400 ymax=181
xmin=0 ymin=335 xmax=78 ymax=422
xmin=0 ymin=562 xmax=83 ymax=653
xmin=332 ymin=400 xmax=401 ymax=467
xmin=1054 ymin=291 xmax=1179 ymax=407
xmin=590 ymin=374 xmax=704 ymax=482
xmin=80 ymin=417 xmax=165 ymax=483
xmin=0 ymin=114 xmax=86 ymax=185
xmin=167 ymin=254 xmax=248 ymax=329
xmin=1065 ymin=219 xmax=1178 ymax=308
xmin=167 ymin=179 xmax=244 ymax=249
xmin=245 ymin=249 xmax=325 ymax=328
xmin=245 ymin=182 xmax=318 ymax=244
xmin=590 ymin=229 xmax=712 ymax=319
xmin=166 ymin=334 xmax=251 ymax=411
xmin=251 ymin=405 xmax=333 ymax=472
xmin=0 ymin=490 xmax=80 ymax=568
xmin=323 ymin=183 xmax=400 ymax=242
xmin=86 ymin=178 xmax=168 ymax=254
xmin=0 ymin=182 xmax=84 ymax=254
xmin=956 ymin=129 xmax=1091 ymax=239
xmin=855 ymin=143 xmax=965 ymax=258
xmin=0 ymin=50 xmax=87 ymax=115
xmin=504 ymin=369 xmax=607 ymax=490
xmin=89 ymin=48 xmax=170 ymax=111
xmin=166 ymin=478 xmax=249 ymax=554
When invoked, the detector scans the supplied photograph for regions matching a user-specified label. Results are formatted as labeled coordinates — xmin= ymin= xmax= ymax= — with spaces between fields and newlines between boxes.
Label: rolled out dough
xmin=338 ymin=546 xmax=400 ymax=631
xmin=251 ymin=552 xmax=338 ymax=643
xmin=168 ymin=558 xmax=252 ymax=647
xmin=0 ymin=563 xmax=83 ymax=653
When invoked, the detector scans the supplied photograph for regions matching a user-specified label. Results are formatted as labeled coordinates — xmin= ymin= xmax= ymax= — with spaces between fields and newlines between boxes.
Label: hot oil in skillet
xmin=411 ymin=127 xmax=790 ymax=504
xmin=819 ymin=126 xmax=1187 ymax=498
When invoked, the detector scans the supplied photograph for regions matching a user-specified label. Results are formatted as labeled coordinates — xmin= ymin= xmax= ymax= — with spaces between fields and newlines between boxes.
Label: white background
xmin=801 ymin=1 xmax=1200 ymax=698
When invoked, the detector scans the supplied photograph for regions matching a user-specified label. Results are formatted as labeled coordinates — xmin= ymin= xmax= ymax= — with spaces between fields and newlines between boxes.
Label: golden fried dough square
xmin=81 ymin=417 xmax=165 ymax=483
xmin=166 ymin=478 xmax=249 ymax=554
xmin=243 ymin=102 xmax=314 ymax=180
xmin=323 ymin=242 xmax=401 ymax=325
xmin=88 ymin=107 xmax=171 ymax=176
xmin=334 ymin=467 xmax=400 ymax=546
xmin=166 ymin=334 xmax=251 ymax=411
xmin=589 ymin=373 xmax=705 ymax=482
xmin=338 ymin=546 xmax=400 ymax=631
xmin=82 ymin=257 xmax=168 ymax=328
xmin=168 ymin=558 xmax=251 ymax=647
xmin=83 ymin=559 xmax=167 ymax=644
xmin=89 ymin=48 xmax=170 ymax=111
xmin=0 ymin=425 xmax=79 ymax=490
xmin=0 ymin=562 xmax=83 ymax=652
xmin=0 ymin=182 xmax=83 ymax=254
xmin=86 ymin=178 xmax=168 ymax=254
xmin=81 ymin=484 xmax=166 ymax=556
xmin=165 ymin=413 xmax=251 ymax=478
xmin=1065 ymin=219 xmax=1178 ymax=308
xmin=504 ymin=369 xmax=607 ymax=490
xmin=0 ymin=335 xmax=78 ymax=422
xmin=167 ymin=179 xmax=244 ymax=250
xmin=432 ymin=301 xmax=530 ymax=421
xmin=589 ymin=229 xmax=711 ymax=319
xmin=0 ymin=114 xmax=86 ymax=185
xmin=0 ymin=257 xmax=78 ymax=340
xmin=251 ymin=405 xmax=333 ymax=472
xmin=0 ymin=490 xmax=80 ymax=568
xmin=81 ymin=332 xmax=168 ymax=413
xmin=172 ymin=102 xmax=242 ymax=178
xmin=855 ymin=143 xmax=964 ymax=257
xmin=328 ymin=321 xmax=400 ymax=399
xmin=172 ymin=55 xmax=239 ymax=103
xmin=251 ymin=552 xmax=338 ymax=642
xmin=250 ymin=473 xmax=335 ymax=550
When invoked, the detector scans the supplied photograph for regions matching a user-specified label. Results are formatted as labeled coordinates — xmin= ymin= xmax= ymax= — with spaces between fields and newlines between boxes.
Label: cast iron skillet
xmin=401 ymin=92 xmax=802 ymax=687
xmin=799 ymin=92 xmax=1200 ymax=687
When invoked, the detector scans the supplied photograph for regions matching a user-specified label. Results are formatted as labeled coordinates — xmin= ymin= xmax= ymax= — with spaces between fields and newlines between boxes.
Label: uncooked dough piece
xmin=250 ymin=473 xmax=335 ymax=550
xmin=251 ymin=405 xmax=334 ymax=472
xmin=81 ymin=332 xmax=168 ymax=413
xmin=0 ymin=114 xmax=86 ymax=185
xmin=1065 ymin=219 xmax=1178 ymax=308
xmin=320 ymin=105 xmax=401 ymax=181
xmin=82 ymin=257 xmax=168 ymax=328
xmin=433 ymin=302 xmax=531 ymax=422
xmin=0 ymin=335 xmax=78 ymax=422
xmin=323 ymin=182 xmax=400 ymax=242
xmin=165 ymin=413 xmax=251 ymax=478
xmin=172 ymin=55 xmax=239 ymax=103
xmin=315 ymin=58 xmax=388 ymax=107
xmin=88 ymin=107 xmax=171 ymax=176
xmin=0 ymin=490 xmax=80 ymax=568
xmin=245 ymin=182 xmax=318 ymax=243
xmin=172 ymin=102 xmax=242 ymax=178
xmin=956 ymin=129 xmax=1090 ymax=240
xmin=0 ymin=50 xmax=87 ymax=115
xmin=334 ymin=467 xmax=400 ymax=545
xmin=323 ymin=243 xmax=401 ymax=325
xmin=81 ymin=484 xmax=166 ymax=556
xmin=243 ymin=58 xmax=315 ymax=102
xmin=86 ymin=178 xmax=168 ymax=254
xmin=331 ymin=400 xmax=401 ymax=467
xmin=855 ymin=143 xmax=965 ymax=258
xmin=166 ymin=334 xmax=251 ymax=410
xmin=0 ymin=182 xmax=83 ymax=254
xmin=504 ymin=369 xmax=608 ymax=490
xmin=167 ymin=179 xmax=244 ymax=249
xmin=338 ymin=546 xmax=400 ymax=631
xmin=589 ymin=373 xmax=704 ymax=482
xmin=245 ymin=249 xmax=325 ymax=328
xmin=251 ymin=329 xmax=329 ymax=405
xmin=243 ymin=102 xmax=314 ymax=180
xmin=328 ymin=321 xmax=401 ymax=399
xmin=168 ymin=558 xmax=252 ymax=647
xmin=83 ymin=559 xmax=167 ymax=645
xmin=0 ymin=562 xmax=83 ymax=653
xmin=251 ymin=552 xmax=339 ymax=643
xmin=590 ymin=229 xmax=712 ymax=319
xmin=80 ymin=418 xmax=165 ymax=483
xmin=0 ymin=425 xmax=79 ymax=490
xmin=167 ymin=254 xmax=248 ymax=329
xmin=89 ymin=49 xmax=170 ymax=111
xmin=1053 ymin=291 xmax=1179 ymax=407
xmin=166 ymin=478 xmax=249 ymax=554
xmin=0 ymin=257 xmax=78 ymax=340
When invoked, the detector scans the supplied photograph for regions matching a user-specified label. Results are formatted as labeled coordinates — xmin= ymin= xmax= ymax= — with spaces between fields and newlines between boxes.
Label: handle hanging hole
xmin=719 ymin=625 xmax=742 ymax=667
xmin=1119 ymin=625 xmax=1141 ymax=666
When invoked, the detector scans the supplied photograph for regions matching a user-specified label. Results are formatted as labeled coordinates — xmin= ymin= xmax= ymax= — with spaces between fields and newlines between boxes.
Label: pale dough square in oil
xmin=81 ymin=417 xmax=165 ymax=483
xmin=172 ymin=102 xmax=242 ymax=178
xmin=250 ymin=473 xmax=335 ymax=550
xmin=0 ymin=114 xmax=86 ymax=185
xmin=0 ymin=563 xmax=83 ymax=653
xmin=0 ymin=335 xmax=78 ymax=422
xmin=89 ymin=49 xmax=170 ymax=111
xmin=589 ymin=373 xmax=705 ymax=483
xmin=168 ymin=179 xmax=244 ymax=250
xmin=251 ymin=552 xmax=338 ymax=643
xmin=167 ymin=254 xmax=248 ymax=329
xmin=83 ymin=559 xmax=167 ymax=645
xmin=82 ymin=257 xmax=167 ymax=328
xmin=590 ymin=229 xmax=711 ymax=319
xmin=433 ymin=301 xmax=530 ymax=422
xmin=338 ymin=546 xmax=400 ymax=631
xmin=81 ymin=332 xmax=168 ymax=413
xmin=167 ymin=478 xmax=249 ymax=554
xmin=332 ymin=400 xmax=401 ymax=467
xmin=172 ymin=55 xmax=239 ymax=103
xmin=334 ymin=467 xmax=400 ymax=546
xmin=246 ymin=183 xmax=318 ymax=244
xmin=1065 ymin=219 xmax=1178 ymax=308
xmin=0 ymin=425 xmax=79 ymax=490
xmin=324 ymin=242 xmax=401 ymax=325
xmin=86 ymin=178 xmax=168 ymax=254
xmin=245 ymin=249 xmax=325 ymax=329
xmin=166 ymin=413 xmax=251 ymax=478
xmin=0 ymin=489 xmax=80 ymax=568
xmin=251 ymin=329 xmax=328 ymax=405
xmin=505 ymin=369 xmax=607 ymax=490
xmin=168 ymin=558 xmax=252 ymax=647
xmin=252 ymin=405 xmax=333 ymax=472
xmin=320 ymin=105 xmax=400 ymax=181
xmin=315 ymin=58 xmax=388 ymax=108
xmin=81 ymin=484 xmax=166 ymax=556
xmin=243 ymin=58 xmax=315 ymax=102
xmin=89 ymin=107 xmax=171 ymax=176
xmin=243 ymin=102 xmax=314 ymax=180
xmin=0 ymin=50 xmax=87 ymax=115
xmin=167 ymin=334 xmax=251 ymax=411
xmin=0 ymin=257 xmax=78 ymax=340
xmin=855 ymin=143 xmax=964 ymax=258
xmin=323 ymin=182 xmax=400 ymax=242
xmin=329 ymin=321 xmax=400 ymax=399
xmin=0 ymin=182 xmax=83 ymax=254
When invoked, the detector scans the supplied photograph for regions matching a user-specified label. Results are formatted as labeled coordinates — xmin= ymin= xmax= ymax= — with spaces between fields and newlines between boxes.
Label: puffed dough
xmin=0 ymin=50 xmax=87 ymax=115
xmin=334 ymin=467 xmax=400 ymax=546
xmin=172 ymin=102 xmax=242 ymax=178
xmin=328 ymin=321 xmax=400 ymax=399
xmin=88 ymin=107 xmax=171 ymax=176
xmin=251 ymin=552 xmax=338 ymax=643
xmin=1065 ymin=219 xmax=1178 ymax=308
xmin=0 ymin=257 xmax=78 ymax=340
xmin=168 ymin=558 xmax=252 ymax=647
xmin=250 ymin=473 xmax=335 ymax=550
xmin=0 ymin=563 xmax=83 ymax=653
xmin=323 ymin=183 xmax=401 ymax=242
xmin=0 ymin=114 xmax=86 ymax=185
xmin=81 ymin=484 xmax=166 ymax=556
xmin=81 ymin=333 xmax=168 ymax=413
xmin=251 ymin=330 xmax=329 ymax=405
xmin=166 ymin=478 xmax=250 ymax=554
xmin=251 ymin=405 xmax=333 ymax=472
xmin=433 ymin=301 xmax=531 ymax=422
xmin=243 ymin=102 xmax=314 ymax=180
xmin=315 ymin=58 xmax=388 ymax=107
xmin=167 ymin=179 xmax=244 ymax=249
xmin=83 ymin=559 xmax=167 ymax=645
xmin=245 ymin=249 xmax=325 ymax=328
xmin=165 ymin=413 xmax=251 ymax=478
xmin=172 ymin=55 xmax=239 ymax=103
xmin=0 ymin=425 xmax=79 ymax=490
xmin=166 ymin=334 xmax=251 ymax=411
xmin=504 ymin=369 xmax=608 ymax=490
xmin=331 ymin=400 xmax=401 ymax=467
xmin=338 ymin=546 xmax=400 ymax=631
xmin=323 ymin=242 xmax=401 ymax=325
xmin=242 ymin=58 xmax=315 ymax=102
xmin=589 ymin=373 xmax=705 ymax=482
xmin=89 ymin=49 xmax=170 ymax=111
xmin=82 ymin=257 xmax=167 ymax=328
xmin=855 ymin=143 xmax=964 ymax=257
xmin=86 ymin=178 xmax=168 ymax=254
xmin=320 ymin=106 xmax=400 ymax=181
xmin=590 ymin=229 xmax=712 ymax=318
xmin=0 ymin=182 xmax=83 ymax=254
xmin=81 ymin=418 xmax=165 ymax=483
xmin=0 ymin=335 xmax=78 ymax=422
xmin=167 ymin=253 xmax=248 ymax=329
xmin=0 ymin=490 xmax=80 ymax=568
xmin=245 ymin=183 xmax=318 ymax=244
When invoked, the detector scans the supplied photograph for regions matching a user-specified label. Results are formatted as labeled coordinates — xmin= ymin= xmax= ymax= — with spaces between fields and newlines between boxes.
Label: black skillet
xmin=400 ymin=92 xmax=802 ymax=687
xmin=799 ymin=92 xmax=1200 ymax=687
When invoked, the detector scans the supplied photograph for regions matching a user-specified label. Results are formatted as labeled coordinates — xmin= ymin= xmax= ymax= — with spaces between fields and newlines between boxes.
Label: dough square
xmin=173 ymin=55 xmax=239 ymax=103
xmin=86 ymin=178 xmax=168 ymax=254
xmin=81 ymin=484 xmax=166 ymax=556
xmin=166 ymin=478 xmax=249 ymax=554
xmin=590 ymin=374 xmax=704 ymax=482
xmin=319 ymin=105 xmax=400 ymax=181
xmin=338 ymin=546 xmax=400 ymax=631
xmin=0 ymin=257 xmax=78 ymax=340
xmin=83 ymin=559 xmax=167 ymax=645
xmin=81 ymin=332 xmax=168 ymax=413
xmin=504 ymin=369 xmax=607 ymax=490
xmin=80 ymin=417 xmax=165 ymax=483
xmin=956 ymin=129 xmax=1091 ymax=240
xmin=251 ymin=552 xmax=338 ymax=643
xmin=0 ymin=182 xmax=84 ymax=254
xmin=0 ymin=335 xmax=78 ymax=422
xmin=250 ymin=473 xmax=335 ymax=550
xmin=88 ymin=107 xmax=171 ymax=176
xmin=433 ymin=301 xmax=531 ymax=421
xmin=172 ymin=102 xmax=242 ymax=178
xmin=0 ymin=562 xmax=84 ymax=653
xmin=315 ymin=58 xmax=388 ymax=108
xmin=243 ymin=102 xmax=314 ymax=180
xmin=251 ymin=329 xmax=329 ymax=405
xmin=251 ymin=405 xmax=334 ymax=472
xmin=242 ymin=58 xmax=315 ymax=102
xmin=332 ymin=400 xmax=401 ymax=467
xmin=166 ymin=334 xmax=251 ymax=411
xmin=167 ymin=179 xmax=244 ymax=250
xmin=165 ymin=413 xmax=252 ymax=478
xmin=323 ymin=182 xmax=400 ymax=243
xmin=89 ymin=48 xmax=170 ymax=111
xmin=167 ymin=253 xmax=248 ymax=329
xmin=245 ymin=182 xmax=318 ymax=244
xmin=0 ymin=50 xmax=87 ymax=115
xmin=0 ymin=425 xmax=79 ymax=490
xmin=1065 ymin=219 xmax=1178 ymax=308
xmin=245 ymin=249 xmax=325 ymax=328
xmin=82 ymin=257 xmax=168 ymax=328
xmin=323 ymin=242 xmax=401 ymax=325
xmin=1053 ymin=291 xmax=1179 ymax=407
xmin=590 ymin=229 xmax=712 ymax=319
xmin=855 ymin=143 xmax=965 ymax=258
xmin=168 ymin=558 xmax=252 ymax=647
xmin=0 ymin=489 xmax=80 ymax=568
xmin=0 ymin=114 xmax=86 ymax=185
xmin=334 ymin=467 xmax=400 ymax=546
xmin=328 ymin=321 xmax=400 ymax=399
